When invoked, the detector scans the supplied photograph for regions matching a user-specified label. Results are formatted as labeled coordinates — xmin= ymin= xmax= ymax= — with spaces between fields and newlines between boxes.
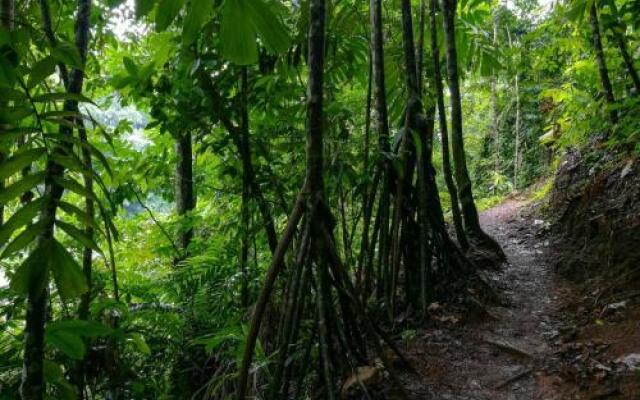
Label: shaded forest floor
xmin=392 ymin=197 xmax=640 ymax=399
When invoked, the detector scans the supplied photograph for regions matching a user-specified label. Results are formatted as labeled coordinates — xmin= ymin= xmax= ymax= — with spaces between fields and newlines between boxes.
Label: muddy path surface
xmin=398 ymin=198 xmax=562 ymax=399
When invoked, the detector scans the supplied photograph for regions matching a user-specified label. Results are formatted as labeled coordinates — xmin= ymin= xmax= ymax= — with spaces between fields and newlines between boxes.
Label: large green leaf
xmin=0 ymin=197 xmax=46 ymax=245
xmin=1 ymin=87 xmax=26 ymax=101
xmin=43 ymin=360 xmax=64 ymax=383
xmin=219 ymin=0 xmax=290 ymax=65
xmin=136 ymin=0 xmax=156 ymax=19
xmin=0 ymin=128 xmax=39 ymax=147
xmin=245 ymin=0 xmax=290 ymax=54
xmin=0 ymin=147 xmax=46 ymax=181
xmin=0 ymin=171 xmax=46 ymax=205
xmin=0 ymin=106 xmax=34 ymax=123
xmin=155 ymin=0 xmax=185 ymax=32
xmin=45 ymin=320 xmax=112 ymax=360
xmin=53 ymin=176 xmax=97 ymax=201
xmin=220 ymin=0 xmax=258 ymax=65
xmin=27 ymin=56 xmax=57 ymax=89
xmin=56 ymin=220 xmax=103 ymax=254
xmin=0 ymin=55 xmax=18 ymax=87
xmin=48 ymin=320 xmax=112 ymax=338
xmin=40 ymin=110 xmax=82 ymax=120
xmin=9 ymin=238 xmax=51 ymax=296
xmin=128 ymin=332 xmax=151 ymax=355
xmin=42 ymin=133 xmax=114 ymax=178
xmin=1 ymin=220 xmax=46 ymax=259
xmin=182 ymin=0 xmax=213 ymax=45
xmin=58 ymin=201 xmax=104 ymax=235
xmin=43 ymin=361 xmax=77 ymax=400
xmin=45 ymin=330 xmax=85 ymax=360
xmin=50 ymin=42 xmax=83 ymax=70
xmin=49 ymin=239 xmax=88 ymax=300
xmin=123 ymin=56 xmax=138 ymax=76
xmin=7 ymin=236 xmax=87 ymax=299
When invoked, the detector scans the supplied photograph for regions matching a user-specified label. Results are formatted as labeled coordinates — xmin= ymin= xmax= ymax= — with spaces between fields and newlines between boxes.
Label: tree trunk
xmin=370 ymin=0 xmax=392 ymax=300
xmin=441 ymin=0 xmax=504 ymax=259
xmin=429 ymin=0 xmax=468 ymax=250
xmin=74 ymin=122 xmax=94 ymax=400
xmin=175 ymin=131 xmax=194 ymax=253
xmin=237 ymin=0 xmax=331 ymax=394
xmin=356 ymin=59 xmax=373 ymax=289
xmin=589 ymin=3 xmax=617 ymax=124
xmin=399 ymin=0 xmax=432 ymax=314
xmin=491 ymin=7 xmax=500 ymax=180
xmin=614 ymin=32 xmax=640 ymax=95
xmin=507 ymin=28 xmax=521 ymax=192
xmin=416 ymin=0 xmax=426 ymax=94
xmin=514 ymin=72 xmax=521 ymax=191
xmin=240 ymin=67 xmax=250 ymax=307
xmin=22 ymin=1 xmax=92 ymax=399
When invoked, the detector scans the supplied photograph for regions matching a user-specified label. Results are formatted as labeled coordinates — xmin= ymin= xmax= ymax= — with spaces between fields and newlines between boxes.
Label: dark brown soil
xmin=392 ymin=197 xmax=640 ymax=400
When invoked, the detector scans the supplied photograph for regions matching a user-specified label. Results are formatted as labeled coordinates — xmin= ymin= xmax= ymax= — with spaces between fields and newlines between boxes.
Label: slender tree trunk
xmin=491 ymin=7 xmax=500 ymax=180
xmin=352 ymin=47 xmax=372 ymax=277
xmin=370 ymin=0 xmax=391 ymax=300
xmin=364 ymin=57 xmax=372 ymax=177
xmin=74 ymin=122 xmax=93 ymax=400
xmin=21 ymin=1 xmax=92 ymax=399
xmin=514 ymin=72 xmax=521 ymax=191
xmin=614 ymin=32 xmax=640 ymax=95
xmin=175 ymin=131 xmax=194 ymax=253
xmin=240 ymin=67 xmax=250 ymax=307
xmin=305 ymin=0 xmax=326 ymax=202
xmin=441 ymin=0 xmax=504 ymax=258
xmin=507 ymin=27 xmax=521 ymax=192
xmin=589 ymin=3 xmax=617 ymax=124
xmin=606 ymin=1 xmax=640 ymax=95
xmin=356 ymin=55 xmax=373 ymax=289
xmin=429 ymin=0 xmax=468 ymax=249
xmin=416 ymin=0 xmax=426 ymax=94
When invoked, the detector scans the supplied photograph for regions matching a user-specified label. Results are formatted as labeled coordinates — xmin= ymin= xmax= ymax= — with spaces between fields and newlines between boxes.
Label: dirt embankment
xmin=549 ymin=148 xmax=640 ymax=279
xmin=543 ymin=148 xmax=640 ymax=399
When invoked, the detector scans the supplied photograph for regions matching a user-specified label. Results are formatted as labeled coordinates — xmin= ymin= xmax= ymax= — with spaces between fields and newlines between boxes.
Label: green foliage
xmin=46 ymin=319 xmax=111 ymax=359
xmin=219 ymin=0 xmax=291 ymax=64
xmin=182 ymin=0 xmax=213 ymax=45
xmin=2 ymin=0 xmax=639 ymax=397
xmin=10 ymin=238 xmax=88 ymax=300
xmin=155 ymin=0 xmax=185 ymax=32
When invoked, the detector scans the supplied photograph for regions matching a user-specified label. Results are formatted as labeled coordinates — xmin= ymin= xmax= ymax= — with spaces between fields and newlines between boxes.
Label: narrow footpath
xmin=399 ymin=198 xmax=562 ymax=399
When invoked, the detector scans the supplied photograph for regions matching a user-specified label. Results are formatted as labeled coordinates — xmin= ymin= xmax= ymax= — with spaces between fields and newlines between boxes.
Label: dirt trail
xmin=400 ymin=198 xmax=560 ymax=399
